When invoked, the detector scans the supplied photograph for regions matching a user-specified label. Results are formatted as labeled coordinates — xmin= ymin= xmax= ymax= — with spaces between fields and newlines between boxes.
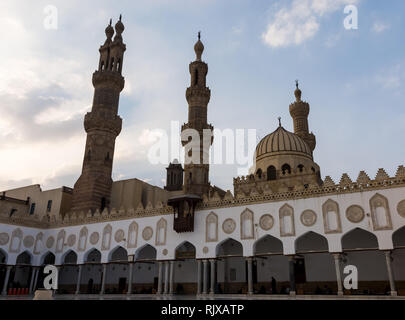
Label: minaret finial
xmin=119 ymin=14 xmax=122 ymax=21
xmin=198 ymin=31 xmax=201 ymax=41
xmin=109 ymin=19 xmax=112 ymax=26
xmin=194 ymin=31 xmax=204 ymax=61
xmin=278 ymin=117 xmax=281 ymax=127
xmin=295 ymin=79 xmax=299 ymax=89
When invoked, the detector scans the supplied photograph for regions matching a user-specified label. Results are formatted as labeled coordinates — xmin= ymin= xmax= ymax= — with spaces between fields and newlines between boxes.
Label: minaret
xmin=181 ymin=33 xmax=213 ymax=196
xmin=71 ymin=17 xmax=126 ymax=214
xmin=289 ymin=81 xmax=316 ymax=152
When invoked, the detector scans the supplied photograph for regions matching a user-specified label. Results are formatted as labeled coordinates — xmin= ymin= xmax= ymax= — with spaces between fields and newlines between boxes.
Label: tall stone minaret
xmin=181 ymin=33 xmax=213 ymax=196
xmin=289 ymin=81 xmax=316 ymax=153
xmin=71 ymin=17 xmax=126 ymax=213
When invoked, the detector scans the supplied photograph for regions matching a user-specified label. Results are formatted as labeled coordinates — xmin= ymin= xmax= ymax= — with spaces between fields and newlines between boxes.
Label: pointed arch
xmin=84 ymin=248 xmax=102 ymax=263
xmin=279 ymin=204 xmax=295 ymax=236
xmin=267 ymin=165 xmax=276 ymax=180
xmin=16 ymin=250 xmax=32 ymax=265
xmin=216 ymin=238 xmax=243 ymax=257
xmin=108 ymin=246 xmax=128 ymax=262
xmin=392 ymin=226 xmax=405 ymax=248
xmin=135 ymin=244 xmax=157 ymax=261
xmin=62 ymin=250 xmax=78 ymax=264
xmin=175 ymin=241 xmax=196 ymax=259
xmin=41 ymin=251 xmax=55 ymax=265
xmin=127 ymin=221 xmax=138 ymax=249
xmin=155 ymin=218 xmax=167 ymax=246
xmin=206 ymin=212 xmax=218 ymax=242
xmin=9 ymin=228 xmax=23 ymax=253
xmin=322 ymin=199 xmax=342 ymax=234
xmin=78 ymin=227 xmax=88 ymax=252
xmin=101 ymin=224 xmax=112 ymax=251
xmin=240 ymin=208 xmax=254 ymax=240
xmin=253 ymin=234 xmax=283 ymax=255
xmin=295 ymin=231 xmax=329 ymax=253
xmin=341 ymin=227 xmax=379 ymax=250
xmin=0 ymin=248 xmax=8 ymax=264
xmin=369 ymin=193 xmax=393 ymax=230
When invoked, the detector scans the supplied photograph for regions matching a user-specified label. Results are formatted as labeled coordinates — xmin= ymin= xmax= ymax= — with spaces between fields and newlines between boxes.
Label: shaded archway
xmin=105 ymin=246 xmax=129 ymax=294
xmin=58 ymin=250 xmax=78 ymax=294
xmin=0 ymin=249 xmax=7 ymax=294
xmin=392 ymin=226 xmax=405 ymax=295
xmin=174 ymin=241 xmax=197 ymax=295
xmin=295 ymin=232 xmax=335 ymax=295
xmin=80 ymin=249 xmax=102 ymax=294
xmin=216 ymin=238 xmax=245 ymax=294
xmin=34 ymin=252 xmax=56 ymax=291
xmin=341 ymin=228 xmax=389 ymax=295
xmin=10 ymin=251 xmax=32 ymax=293
xmin=253 ymin=235 xmax=288 ymax=294
xmin=132 ymin=244 xmax=158 ymax=294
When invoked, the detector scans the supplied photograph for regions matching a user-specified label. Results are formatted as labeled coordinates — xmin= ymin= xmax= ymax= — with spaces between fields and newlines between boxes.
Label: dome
xmin=256 ymin=126 xmax=312 ymax=159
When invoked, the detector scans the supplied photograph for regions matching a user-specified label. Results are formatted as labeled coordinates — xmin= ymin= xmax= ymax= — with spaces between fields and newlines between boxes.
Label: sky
xmin=0 ymin=0 xmax=404 ymax=193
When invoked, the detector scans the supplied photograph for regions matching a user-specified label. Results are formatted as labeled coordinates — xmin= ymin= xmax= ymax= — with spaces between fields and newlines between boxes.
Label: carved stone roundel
xmin=46 ymin=236 xmax=55 ymax=249
xmin=300 ymin=210 xmax=317 ymax=227
xmin=259 ymin=214 xmax=274 ymax=231
xmin=114 ymin=229 xmax=125 ymax=242
xmin=67 ymin=234 xmax=76 ymax=247
xmin=397 ymin=200 xmax=405 ymax=218
xmin=222 ymin=219 xmax=236 ymax=234
xmin=90 ymin=232 xmax=99 ymax=245
xmin=23 ymin=235 xmax=34 ymax=248
xmin=142 ymin=227 xmax=153 ymax=241
xmin=0 ymin=233 xmax=9 ymax=246
xmin=346 ymin=205 xmax=365 ymax=223
xmin=162 ymin=249 xmax=168 ymax=256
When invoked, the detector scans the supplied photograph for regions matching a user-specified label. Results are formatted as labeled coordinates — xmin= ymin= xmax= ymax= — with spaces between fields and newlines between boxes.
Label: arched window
xmin=256 ymin=169 xmax=262 ymax=179
xmin=281 ymin=164 xmax=291 ymax=175
xmin=101 ymin=197 xmax=106 ymax=211
xmin=267 ymin=166 xmax=276 ymax=180
xmin=100 ymin=61 xmax=105 ymax=71
xmin=110 ymin=57 xmax=114 ymax=70
xmin=298 ymin=164 xmax=304 ymax=172
xmin=194 ymin=69 xmax=199 ymax=86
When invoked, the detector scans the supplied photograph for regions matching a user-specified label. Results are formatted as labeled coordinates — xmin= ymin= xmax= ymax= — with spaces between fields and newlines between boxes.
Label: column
xmin=164 ymin=261 xmax=169 ymax=294
xmin=28 ymin=267 xmax=37 ymax=294
xmin=32 ymin=266 xmax=40 ymax=292
xmin=384 ymin=250 xmax=397 ymax=296
xmin=1 ymin=265 xmax=12 ymax=295
xmin=202 ymin=260 xmax=208 ymax=295
xmin=197 ymin=260 xmax=202 ymax=295
xmin=169 ymin=260 xmax=175 ymax=294
xmin=75 ymin=265 xmax=83 ymax=294
xmin=288 ymin=256 xmax=296 ymax=296
xmin=127 ymin=262 xmax=134 ymax=295
xmin=157 ymin=261 xmax=163 ymax=294
xmin=209 ymin=259 xmax=216 ymax=295
xmin=247 ymin=257 xmax=253 ymax=295
xmin=333 ymin=253 xmax=343 ymax=296
xmin=99 ymin=264 xmax=107 ymax=295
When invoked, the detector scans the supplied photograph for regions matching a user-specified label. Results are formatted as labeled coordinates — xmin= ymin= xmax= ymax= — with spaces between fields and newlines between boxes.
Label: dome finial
xmin=278 ymin=117 xmax=281 ymax=127
xmin=194 ymin=31 xmax=204 ymax=61
xmin=198 ymin=31 xmax=201 ymax=41
xmin=294 ymin=79 xmax=302 ymax=102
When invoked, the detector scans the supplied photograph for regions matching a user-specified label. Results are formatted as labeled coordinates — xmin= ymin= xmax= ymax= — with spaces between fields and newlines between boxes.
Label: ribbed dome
xmin=256 ymin=126 xmax=312 ymax=158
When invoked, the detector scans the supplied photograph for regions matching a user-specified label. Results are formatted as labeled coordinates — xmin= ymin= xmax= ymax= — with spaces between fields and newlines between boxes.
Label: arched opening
xmin=194 ymin=69 xmax=199 ymax=86
xmin=294 ymin=232 xmax=335 ymax=295
xmin=34 ymin=252 xmax=56 ymax=291
xmin=253 ymin=235 xmax=287 ymax=294
xmin=58 ymin=250 xmax=78 ymax=294
xmin=281 ymin=164 xmax=291 ymax=175
xmin=0 ymin=249 xmax=7 ymax=293
xmin=392 ymin=226 xmax=405 ymax=295
xmin=9 ymin=251 xmax=32 ymax=294
xmin=267 ymin=166 xmax=276 ymax=181
xmin=341 ymin=228 xmax=389 ymax=295
xmin=298 ymin=164 xmax=304 ymax=173
xmin=174 ymin=241 xmax=197 ymax=295
xmin=256 ymin=169 xmax=262 ymax=179
xmin=133 ymin=245 xmax=158 ymax=294
xmin=106 ymin=246 xmax=129 ymax=294
xmin=216 ymin=238 xmax=245 ymax=294
xmin=81 ymin=249 xmax=102 ymax=294
xmin=100 ymin=197 xmax=106 ymax=212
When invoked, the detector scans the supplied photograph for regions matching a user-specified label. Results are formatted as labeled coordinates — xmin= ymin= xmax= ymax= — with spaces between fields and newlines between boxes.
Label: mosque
xmin=0 ymin=18 xmax=405 ymax=298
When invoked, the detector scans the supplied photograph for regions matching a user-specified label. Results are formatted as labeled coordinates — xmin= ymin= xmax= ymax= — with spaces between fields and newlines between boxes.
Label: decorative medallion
xmin=23 ymin=235 xmax=34 ymax=248
xmin=162 ymin=249 xmax=168 ymax=256
xmin=67 ymin=234 xmax=76 ymax=247
xmin=114 ymin=229 xmax=125 ymax=242
xmin=46 ymin=236 xmax=55 ymax=249
xmin=142 ymin=227 xmax=153 ymax=241
xmin=89 ymin=232 xmax=99 ymax=245
xmin=346 ymin=205 xmax=365 ymax=223
xmin=300 ymin=210 xmax=317 ymax=227
xmin=203 ymin=246 xmax=209 ymax=254
xmin=0 ymin=233 xmax=9 ymax=246
xmin=259 ymin=214 xmax=274 ymax=231
xmin=397 ymin=200 xmax=405 ymax=218
xmin=222 ymin=218 xmax=236 ymax=234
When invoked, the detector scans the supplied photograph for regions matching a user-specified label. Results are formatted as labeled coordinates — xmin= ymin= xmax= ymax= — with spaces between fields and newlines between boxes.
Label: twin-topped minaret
xmin=181 ymin=33 xmax=213 ymax=196
xmin=71 ymin=17 xmax=126 ymax=213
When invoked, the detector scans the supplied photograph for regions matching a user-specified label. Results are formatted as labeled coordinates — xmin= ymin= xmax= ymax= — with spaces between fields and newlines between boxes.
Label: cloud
xmin=374 ymin=64 xmax=403 ymax=89
xmin=262 ymin=0 xmax=358 ymax=48
xmin=372 ymin=22 xmax=389 ymax=33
